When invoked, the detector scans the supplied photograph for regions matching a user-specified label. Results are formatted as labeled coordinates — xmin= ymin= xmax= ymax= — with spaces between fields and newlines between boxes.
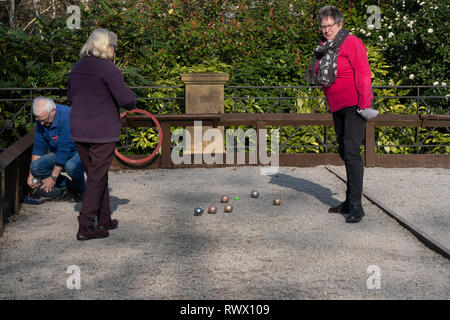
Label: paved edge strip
xmin=324 ymin=166 xmax=450 ymax=260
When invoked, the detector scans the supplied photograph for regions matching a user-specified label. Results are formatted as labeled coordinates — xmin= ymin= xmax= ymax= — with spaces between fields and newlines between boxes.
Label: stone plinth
xmin=181 ymin=73 xmax=229 ymax=155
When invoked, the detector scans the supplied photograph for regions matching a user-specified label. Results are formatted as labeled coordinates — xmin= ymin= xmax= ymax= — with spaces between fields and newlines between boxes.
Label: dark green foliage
xmin=0 ymin=0 xmax=448 ymax=153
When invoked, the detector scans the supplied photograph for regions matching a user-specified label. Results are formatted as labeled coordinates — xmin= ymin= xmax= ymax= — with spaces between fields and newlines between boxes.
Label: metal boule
xmin=194 ymin=207 xmax=204 ymax=216
xmin=220 ymin=195 xmax=229 ymax=203
xmin=32 ymin=177 xmax=42 ymax=186
xmin=273 ymin=198 xmax=281 ymax=205
xmin=207 ymin=205 xmax=217 ymax=214
xmin=250 ymin=190 xmax=260 ymax=198
xmin=224 ymin=204 xmax=233 ymax=213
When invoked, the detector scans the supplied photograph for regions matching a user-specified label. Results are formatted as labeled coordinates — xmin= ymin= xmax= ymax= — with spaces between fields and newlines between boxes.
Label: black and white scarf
xmin=305 ymin=28 xmax=349 ymax=87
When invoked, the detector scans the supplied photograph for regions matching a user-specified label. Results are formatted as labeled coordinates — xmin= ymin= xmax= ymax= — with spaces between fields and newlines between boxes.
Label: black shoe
xmin=328 ymin=201 xmax=350 ymax=214
xmin=34 ymin=188 xmax=61 ymax=201
xmin=56 ymin=189 xmax=73 ymax=202
xmin=98 ymin=219 xmax=119 ymax=231
xmin=345 ymin=203 xmax=365 ymax=223
xmin=76 ymin=225 xmax=109 ymax=241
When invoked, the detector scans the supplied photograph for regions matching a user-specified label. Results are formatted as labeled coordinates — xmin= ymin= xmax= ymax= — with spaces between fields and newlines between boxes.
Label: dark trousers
xmin=75 ymin=142 xmax=116 ymax=227
xmin=332 ymin=106 xmax=366 ymax=204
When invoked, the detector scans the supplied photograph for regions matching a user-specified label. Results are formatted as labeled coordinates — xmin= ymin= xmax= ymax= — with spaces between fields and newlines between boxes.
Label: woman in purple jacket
xmin=68 ymin=28 xmax=136 ymax=240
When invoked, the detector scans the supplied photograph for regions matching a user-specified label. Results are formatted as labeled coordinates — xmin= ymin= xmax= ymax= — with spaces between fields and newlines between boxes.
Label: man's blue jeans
xmin=30 ymin=153 xmax=86 ymax=193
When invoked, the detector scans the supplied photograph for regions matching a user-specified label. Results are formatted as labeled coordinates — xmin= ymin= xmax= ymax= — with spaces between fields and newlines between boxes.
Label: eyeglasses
xmin=36 ymin=107 xmax=54 ymax=124
xmin=320 ymin=22 xmax=337 ymax=30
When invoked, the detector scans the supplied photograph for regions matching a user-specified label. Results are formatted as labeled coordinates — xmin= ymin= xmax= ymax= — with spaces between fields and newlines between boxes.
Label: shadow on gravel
xmin=73 ymin=188 xmax=130 ymax=213
xmin=268 ymin=173 xmax=341 ymax=208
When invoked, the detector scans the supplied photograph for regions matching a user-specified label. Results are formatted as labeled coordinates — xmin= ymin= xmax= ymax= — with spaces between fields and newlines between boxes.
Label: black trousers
xmin=75 ymin=142 xmax=116 ymax=227
xmin=332 ymin=106 xmax=366 ymax=204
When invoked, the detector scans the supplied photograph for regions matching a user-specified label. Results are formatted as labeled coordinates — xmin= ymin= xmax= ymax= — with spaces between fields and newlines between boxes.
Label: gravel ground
xmin=327 ymin=166 xmax=450 ymax=251
xmin=0 ymin=166 xmax=449 ymax=300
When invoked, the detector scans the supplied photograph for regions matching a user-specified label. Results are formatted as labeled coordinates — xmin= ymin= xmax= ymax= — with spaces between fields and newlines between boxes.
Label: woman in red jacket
xmin=306 ymin=6 xmax=377 ymax=223
xmin=68 ymin=28 xmax=136 ymax=240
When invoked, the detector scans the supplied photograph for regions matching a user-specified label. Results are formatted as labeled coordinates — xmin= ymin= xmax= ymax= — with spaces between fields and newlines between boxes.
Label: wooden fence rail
xmin=114 ymin=113 xmax=450 ymax=169
xmin=0 ymin=128 xmax=34 ymax=236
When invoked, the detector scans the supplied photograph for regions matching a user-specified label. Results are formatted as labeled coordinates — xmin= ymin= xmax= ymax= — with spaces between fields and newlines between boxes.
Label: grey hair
xmin=317 ymin=5 xmax=344 ymax=27
xmin=32 ymin=97 xmax=55 ymax=116
xmin=79 ymin=28 xmax=117 ymax=60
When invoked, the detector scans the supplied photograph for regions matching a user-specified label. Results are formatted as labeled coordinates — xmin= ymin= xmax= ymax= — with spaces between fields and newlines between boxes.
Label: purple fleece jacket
xmin=67 ymin=56 xmax=136 ymax=143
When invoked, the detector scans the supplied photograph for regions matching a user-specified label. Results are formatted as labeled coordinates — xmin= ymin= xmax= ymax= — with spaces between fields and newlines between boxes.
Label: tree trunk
xmin=9 ymin=0 xmax=15 ymax=28
xmin=32 ymin=0 xmax=39 ymax=17
xmin=52 ymin=0 xmax=56 ymax=19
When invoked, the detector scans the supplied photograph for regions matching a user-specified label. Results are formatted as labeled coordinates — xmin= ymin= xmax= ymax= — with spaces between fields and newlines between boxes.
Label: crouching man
xmin=27 ymin=97 xmax=85 ymax=202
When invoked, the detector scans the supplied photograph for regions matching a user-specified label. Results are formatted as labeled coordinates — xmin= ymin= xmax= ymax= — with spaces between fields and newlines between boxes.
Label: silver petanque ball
xmin=250 ymin=190 xmax=260 ymax=198
xmin=194 ymin=207 xmax=204 ymax=216
xmin=32 ymin=177 xmax=42 ymax=186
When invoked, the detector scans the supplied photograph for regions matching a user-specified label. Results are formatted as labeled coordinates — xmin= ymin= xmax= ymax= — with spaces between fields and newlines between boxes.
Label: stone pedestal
xmin=181 ymin=73 xmax=229 ymax=155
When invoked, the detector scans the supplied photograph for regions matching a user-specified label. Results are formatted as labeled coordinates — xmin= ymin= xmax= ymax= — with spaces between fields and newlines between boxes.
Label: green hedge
xmin=0 ymin=0 xmax=448 ymax=153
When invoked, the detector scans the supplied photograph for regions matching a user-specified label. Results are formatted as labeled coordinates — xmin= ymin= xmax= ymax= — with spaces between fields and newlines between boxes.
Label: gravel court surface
xmin=0 ymin=166 xmax=449 ymax=300
xmin=327 ymin=165 xmax=450 ymax=252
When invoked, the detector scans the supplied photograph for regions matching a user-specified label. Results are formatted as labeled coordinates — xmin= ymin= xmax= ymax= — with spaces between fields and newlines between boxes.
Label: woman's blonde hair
xmin=79 ymin=28 xmax=117 ymax=60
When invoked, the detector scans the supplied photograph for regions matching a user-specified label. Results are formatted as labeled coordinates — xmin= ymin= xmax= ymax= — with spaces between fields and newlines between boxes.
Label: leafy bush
xmin=0 ymin=0 xmax=448 ymax=154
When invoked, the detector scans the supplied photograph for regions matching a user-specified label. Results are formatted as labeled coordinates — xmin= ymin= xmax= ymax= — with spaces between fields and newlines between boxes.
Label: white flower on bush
xmin=368 ymin=24 xmax=374 ymax=30
xmin=379 ymin=36 xmax=383 ymax=40
xmin=360 ymin=29 xmax=366 ymax=35
xmin=388 ymin=32 xmax=394 ymax=38
xmin=442 ymin=82 xmax=447 ymax=86
xmin=409 ymin=74 xmax=414 ymax=80
xmin=367 ymin=32 xmax=371 ymax=37
xmin=420 ymin=1 xmax=425 ymax=5
xmin=402 ymin=66 xmax=407 ymax=71
xmin=428 ymin=28 xmax=433 ymax=33
xmin=433 ymin=81 xmax=439 ymax=86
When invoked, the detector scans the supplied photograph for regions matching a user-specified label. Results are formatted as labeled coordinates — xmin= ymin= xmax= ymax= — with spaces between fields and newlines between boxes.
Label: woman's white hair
xmin=32 ymin=97 xmax=55 ymax=116
xmin=79 ymin=28 xmax=117 ymax=60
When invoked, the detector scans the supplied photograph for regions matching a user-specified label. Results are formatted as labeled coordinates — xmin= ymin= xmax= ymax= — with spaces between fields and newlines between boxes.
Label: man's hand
xmin=40 ymin=177 xmax=56 ymax=193
xmin=28 ymin=172 xmax=40 ymax=189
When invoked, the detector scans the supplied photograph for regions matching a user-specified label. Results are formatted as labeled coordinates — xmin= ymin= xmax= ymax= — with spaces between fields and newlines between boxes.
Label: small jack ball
xmin=234 ymin=196 xmax=239 ymax=201
xmin=273 ymin=198 xmax=281 ymax=206
xmin=250 ymin=190 xmax=259 ymax=198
